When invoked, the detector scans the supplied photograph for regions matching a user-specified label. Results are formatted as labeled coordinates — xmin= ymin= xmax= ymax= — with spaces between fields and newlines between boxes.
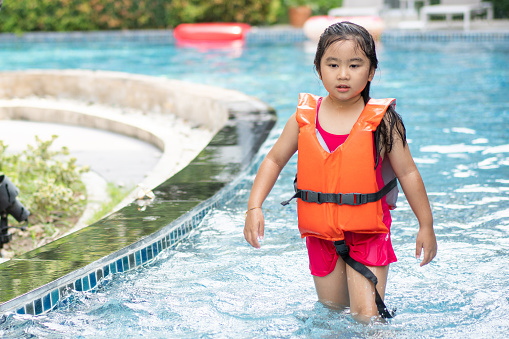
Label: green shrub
xmin=167 ymin=0 xmax=278 ymax=26
xmin=0 ymin=0 xmax=507 ymax=33
xmin=0 ymin=0 xmax=282 ymax=33
xmin=0 ymin=135 xmax=88 ymax=228
xmin=492 ymin=0 xmax=509 ymax=18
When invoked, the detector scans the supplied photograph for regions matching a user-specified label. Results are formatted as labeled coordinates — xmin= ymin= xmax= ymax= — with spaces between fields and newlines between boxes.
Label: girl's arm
xmin=244 ymin=114 xmax=299 ymax=248
xmin=387 ymin=136 xmax=437 ymax=267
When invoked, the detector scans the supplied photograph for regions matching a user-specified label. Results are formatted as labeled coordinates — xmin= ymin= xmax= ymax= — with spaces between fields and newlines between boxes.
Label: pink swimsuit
xmin=306 ymin=98 xmax=397 ymax=276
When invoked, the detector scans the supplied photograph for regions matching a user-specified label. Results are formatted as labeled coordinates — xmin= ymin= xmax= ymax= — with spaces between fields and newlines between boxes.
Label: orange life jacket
xmin=295 ymin=93 xmax=397 ymax=241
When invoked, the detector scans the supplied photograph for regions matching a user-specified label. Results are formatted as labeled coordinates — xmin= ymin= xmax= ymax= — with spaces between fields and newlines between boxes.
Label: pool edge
xmin=0 ymin=71 xmax=277 ymax=316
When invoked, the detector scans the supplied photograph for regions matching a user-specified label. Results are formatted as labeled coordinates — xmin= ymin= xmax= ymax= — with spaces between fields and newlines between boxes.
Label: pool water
xmin=1 ymin=38 xmax=509 ymax=338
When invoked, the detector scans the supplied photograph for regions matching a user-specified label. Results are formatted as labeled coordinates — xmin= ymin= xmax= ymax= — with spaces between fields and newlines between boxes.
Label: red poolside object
xmin=173 ymin=23 xmax=251 ymax=42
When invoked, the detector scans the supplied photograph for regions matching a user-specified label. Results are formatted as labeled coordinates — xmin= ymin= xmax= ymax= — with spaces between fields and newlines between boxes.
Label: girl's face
xmin=319 ymin=39 xmax=374 ymax=104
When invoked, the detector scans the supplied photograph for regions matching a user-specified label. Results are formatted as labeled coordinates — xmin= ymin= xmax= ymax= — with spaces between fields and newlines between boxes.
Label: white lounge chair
xmin=328 ymin=0 xmax=386 ymax=17
xmin=420 ymin=0 xmax=493 ymax=31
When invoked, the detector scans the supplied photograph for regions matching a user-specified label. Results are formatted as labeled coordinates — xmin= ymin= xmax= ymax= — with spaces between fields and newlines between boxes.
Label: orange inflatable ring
xmin=303 ymin=16 xmax=385 ymax=42
xmin=173 ymin=23 xmax=251 ymax=43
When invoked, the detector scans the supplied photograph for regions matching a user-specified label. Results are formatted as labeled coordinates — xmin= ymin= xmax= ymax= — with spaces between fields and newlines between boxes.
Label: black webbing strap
xmin=333 ymin=240 xmax=395 ymax=319
xmin=281 ymin=177 xmax=397 ymax=206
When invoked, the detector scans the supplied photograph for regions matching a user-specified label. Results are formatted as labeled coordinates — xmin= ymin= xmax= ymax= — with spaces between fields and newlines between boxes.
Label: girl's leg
xmin=312 ymin=257 xmax=349 ymax=309
xmin=346 ymin=264 xmax=389 ymax=323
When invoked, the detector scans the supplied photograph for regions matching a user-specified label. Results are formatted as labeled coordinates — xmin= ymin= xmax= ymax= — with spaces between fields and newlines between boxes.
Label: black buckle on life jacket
xmin=340 ymin=193 xmax=356 ymax=205
xmin=305 ymin=191 xmax=321 ymax=204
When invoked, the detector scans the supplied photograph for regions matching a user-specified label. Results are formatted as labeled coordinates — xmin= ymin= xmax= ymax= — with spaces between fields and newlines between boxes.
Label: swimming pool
xmin=1 ymin=33 xmax=509 ymax=337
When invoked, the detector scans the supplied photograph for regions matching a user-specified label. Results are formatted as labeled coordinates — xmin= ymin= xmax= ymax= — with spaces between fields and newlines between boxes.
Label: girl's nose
xmin=337 ymin=67 xmax=349 ymax=79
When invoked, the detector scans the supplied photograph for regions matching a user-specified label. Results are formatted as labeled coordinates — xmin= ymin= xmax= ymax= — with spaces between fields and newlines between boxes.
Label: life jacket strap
xmin=333 ymin=240 xmax=396 ymax=320
xmin=281 ymin=177 xmax=397 ymax=206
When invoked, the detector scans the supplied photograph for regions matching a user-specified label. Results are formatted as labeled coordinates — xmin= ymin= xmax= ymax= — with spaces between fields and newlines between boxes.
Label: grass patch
xmin=86 ymin=182 xmax=132 ymax=225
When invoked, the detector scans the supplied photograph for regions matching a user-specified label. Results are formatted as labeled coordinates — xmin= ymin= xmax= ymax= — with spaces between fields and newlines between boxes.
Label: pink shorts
xmin=306 ymin=232 xmax=397 ymax=277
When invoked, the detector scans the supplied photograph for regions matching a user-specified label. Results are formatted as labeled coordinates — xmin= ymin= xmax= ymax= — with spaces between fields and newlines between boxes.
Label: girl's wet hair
xmin=314 ymin=21 xmax=407 ymax=165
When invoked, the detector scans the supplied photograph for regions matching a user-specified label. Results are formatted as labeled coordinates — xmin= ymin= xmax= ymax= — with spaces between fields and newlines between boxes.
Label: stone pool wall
xmin=0 ymin=70 xmax=276 ymax=315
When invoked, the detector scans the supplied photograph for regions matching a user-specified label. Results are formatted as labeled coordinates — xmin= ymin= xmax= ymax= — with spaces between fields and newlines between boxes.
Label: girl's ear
xmin=368 ymin=67 xmax=375 ymax=82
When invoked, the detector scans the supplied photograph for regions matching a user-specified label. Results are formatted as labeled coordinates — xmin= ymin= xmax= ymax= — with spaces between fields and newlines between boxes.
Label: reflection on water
xmin=1 ymin=38 xmax=509 ymax=337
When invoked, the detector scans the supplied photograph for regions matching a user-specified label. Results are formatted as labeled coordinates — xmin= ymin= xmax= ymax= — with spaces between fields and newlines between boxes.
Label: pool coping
xmin=0 ymin=70 xmax=276 ymax=315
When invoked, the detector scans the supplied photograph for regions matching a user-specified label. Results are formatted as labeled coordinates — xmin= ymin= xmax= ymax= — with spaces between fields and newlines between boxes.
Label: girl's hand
xmin=242 ymin=113 xmax=298 ymax=249
xmin=415 ymin=226 xmax=437 ymax=267
xmin=244 ymin=208 xmax=265 ymax=248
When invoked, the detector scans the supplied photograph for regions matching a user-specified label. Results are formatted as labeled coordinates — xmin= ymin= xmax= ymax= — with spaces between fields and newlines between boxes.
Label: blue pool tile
xmin=103 ymin=264 xmax=110 ymax=278
xmin=157 ymin=240 xmax=162 ymax=253
xmin=141 ymin=248 xmax=148 ymax=263
xmin=152 ymin=243 xmax=158 ymax=257
xmin=51 ymin=289 xmax=59 ymax=306
xmin=82 ymin=276 xmax=90 ymax=291
xmin=129 ymin=253 xmax=135 ymax=269
xmin=16 ymin=307 xmax=25 ymax=315
xmin=116 ymin=258 xmax=124 ymax=273
xmin=135 ymin=250 xmax=141 ymax=266
xmin=34 ymin=299 xmax=43 ymax=315
xmin=110 ymin=262 xmax=117 ymax=274
xmin=89 ymin=272 xmax=97 ymax=289
xmin=161 ymin=237 xmax=167 ymax=250
xmin=147 ymin=245 xmax=153 ymax=260
xmin=75 ymin=278 xmax=83 ymax=292
xmin=25 ymin=302 xmax=34 ymax=315
xmin=97 ymin=269 xmax=103 ymax=282
xmin=43 ymin=294 xmax=51 ymax=311
xmin=122 ymin=256 xmax=129 ymax=271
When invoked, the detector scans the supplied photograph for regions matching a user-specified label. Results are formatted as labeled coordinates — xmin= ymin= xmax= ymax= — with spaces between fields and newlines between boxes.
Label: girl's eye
xmin=350 ymin=64 xmax=360 ymax=68
xmin=329 ymin=64 xmax=338 ymax=68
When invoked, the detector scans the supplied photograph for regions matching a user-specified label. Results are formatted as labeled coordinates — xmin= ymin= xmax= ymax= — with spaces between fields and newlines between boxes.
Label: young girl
xmin=243 ymin=22 xmax=437 ymax=323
